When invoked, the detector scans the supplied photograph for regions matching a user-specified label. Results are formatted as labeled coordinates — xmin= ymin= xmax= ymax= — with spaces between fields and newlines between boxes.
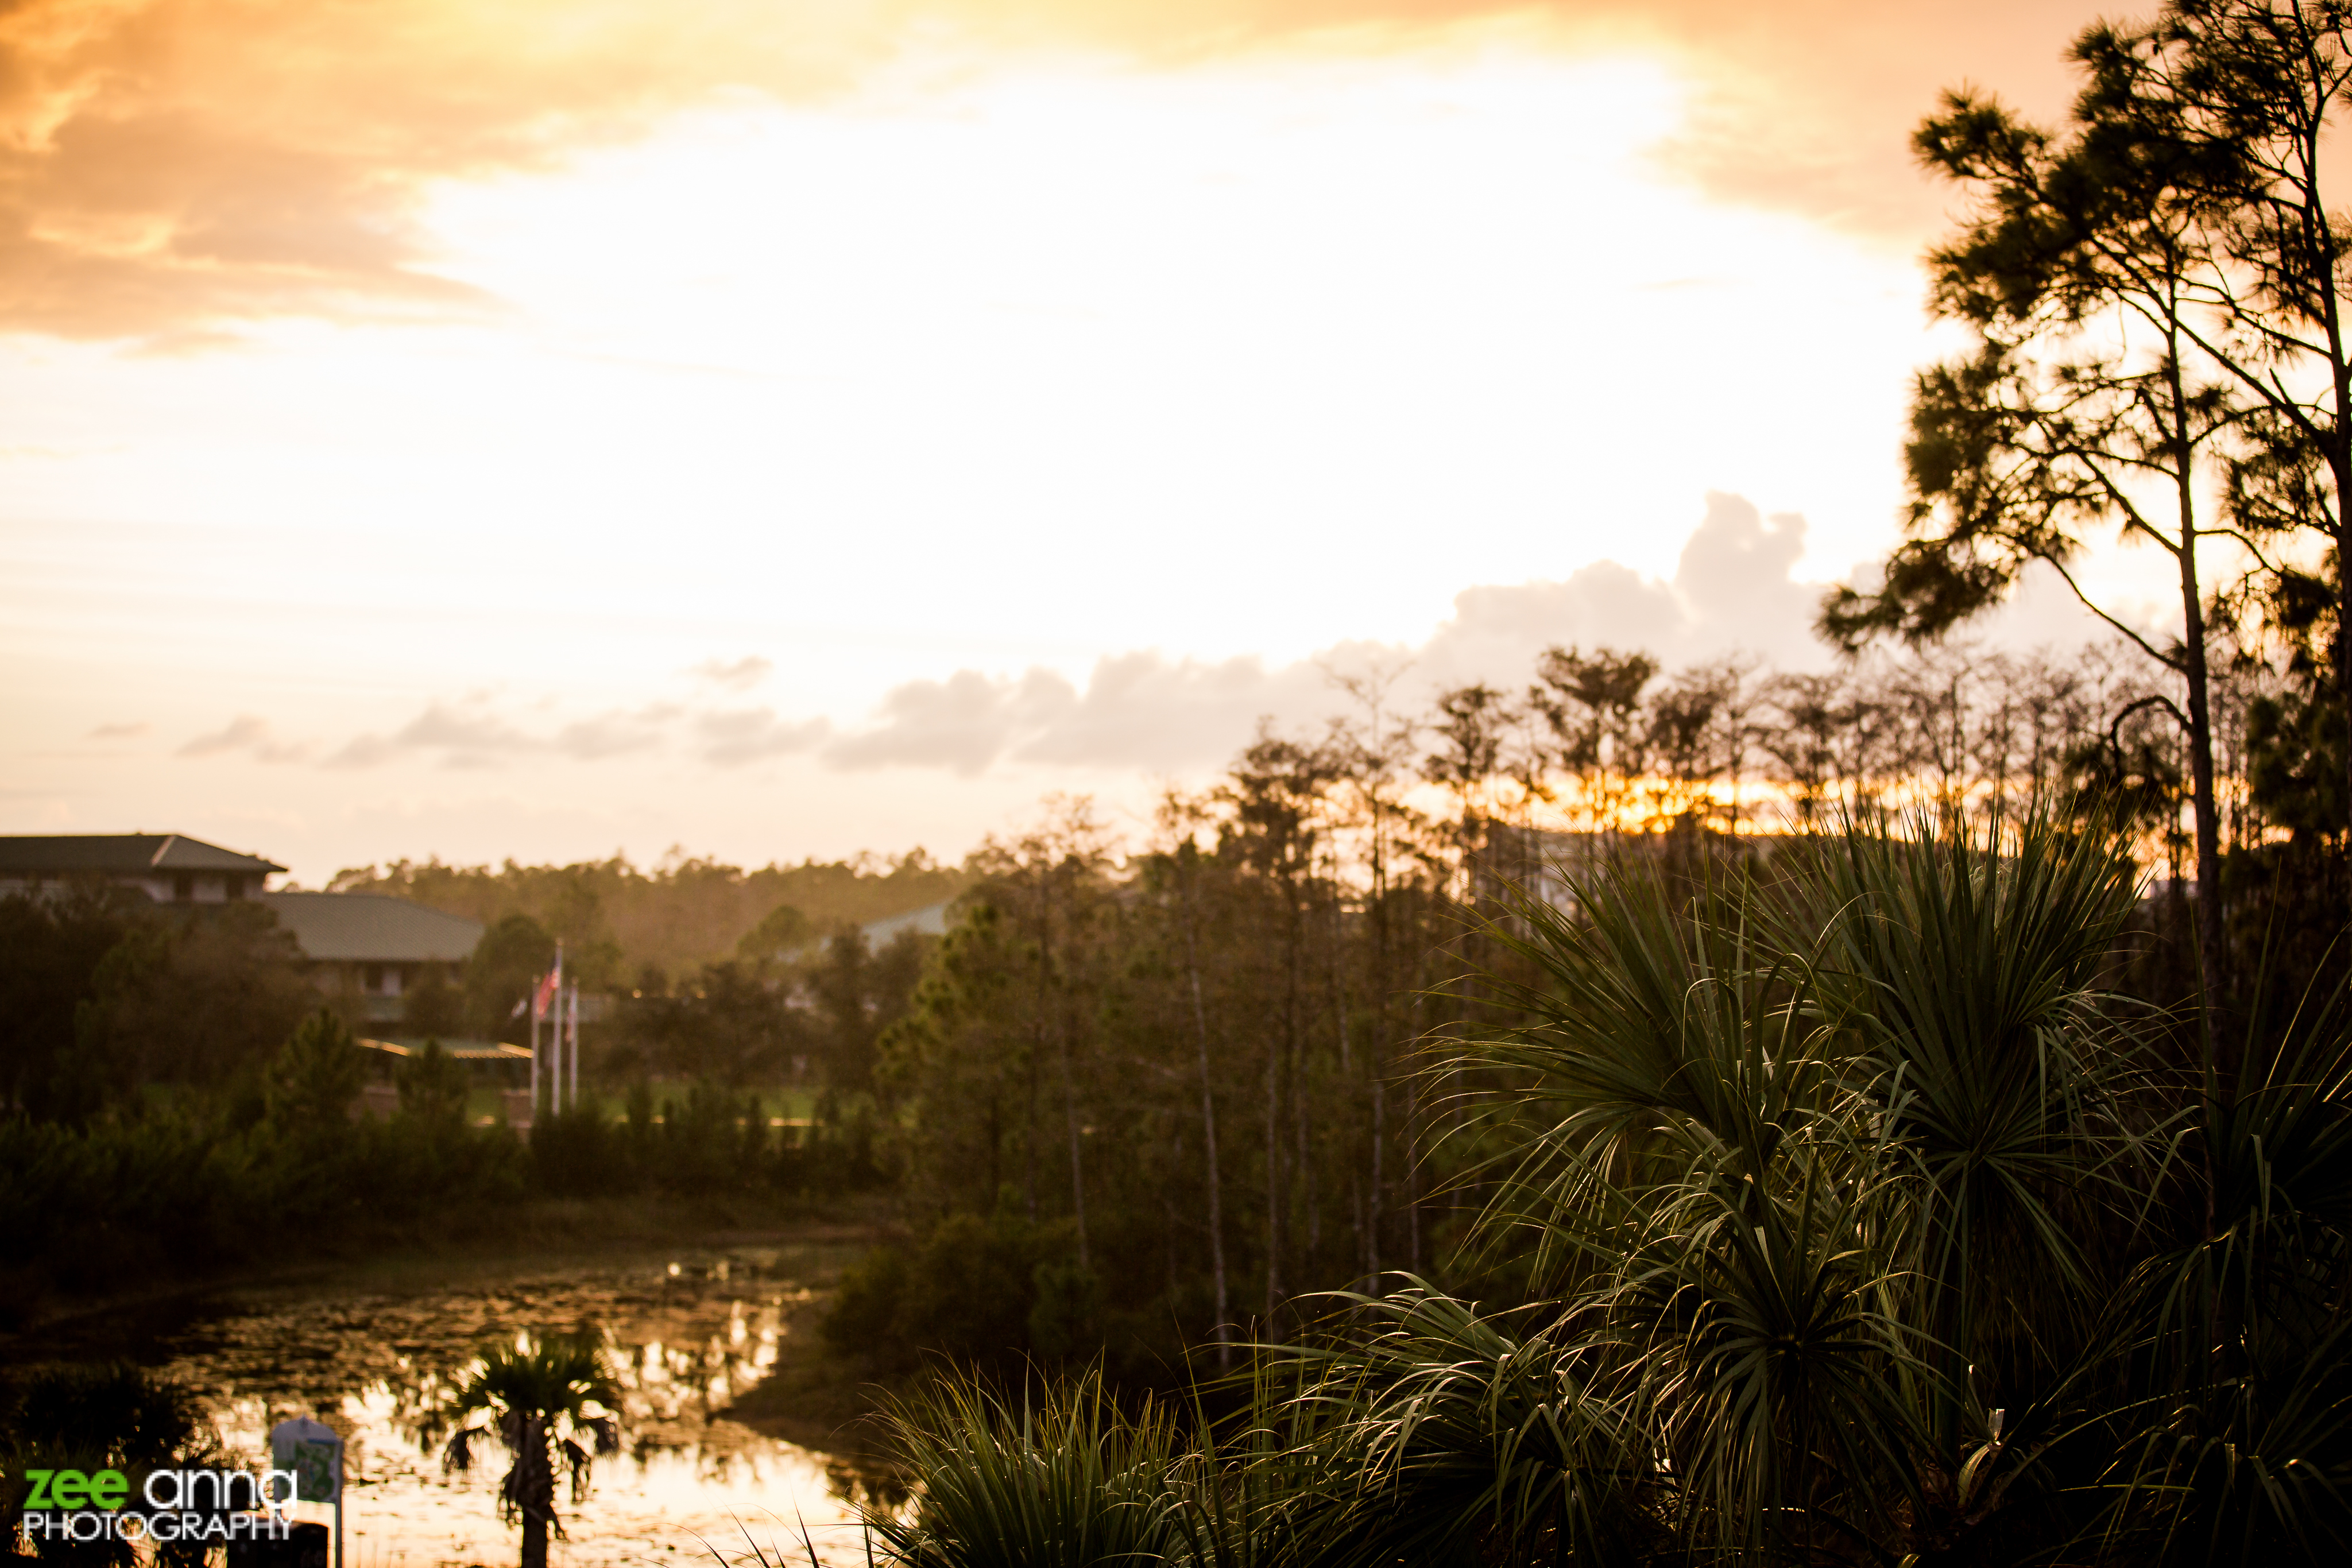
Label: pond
xmin=28 ymin=1245 xmax=891 ymax=1568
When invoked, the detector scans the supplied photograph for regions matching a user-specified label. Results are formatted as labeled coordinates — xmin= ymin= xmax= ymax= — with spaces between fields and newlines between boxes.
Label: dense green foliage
xmin=823 ymin=624 xmax=2340 ymax=1383
xmin=0 ymin=978 xmax=889 ymax=1326
xmin=861 ymin=1372 xmax=1196 ymax=1568
xmin=0 ymin=1363 xmax=222 ymax=1567
xmin=0 ymin=886 xmax=311 ymax=1125
xmin=859 ymin=812 xmax=2352 ymax=1566
xmin=599 ymin=927 xmax=928 ymax=1087
xmin=0 ymin=1025 xmax=528 ymax=1317
xmin=331 ymin=849 xmax=971 ymax=986
xmin=0 ymin=858 xmax=927 ymax=1321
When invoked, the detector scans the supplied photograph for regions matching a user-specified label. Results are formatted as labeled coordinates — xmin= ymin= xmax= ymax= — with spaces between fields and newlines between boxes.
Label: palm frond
xmin=1453 ymin=858 xmax=1835 ymax=1294
xmin=1272 ymin=1283 xmax=1647 ymax=1567
xmin=1789 ymin=807 xmax=2149 ymax=1438
xmin=439 ymin=1333 xmax=624 ymax=1542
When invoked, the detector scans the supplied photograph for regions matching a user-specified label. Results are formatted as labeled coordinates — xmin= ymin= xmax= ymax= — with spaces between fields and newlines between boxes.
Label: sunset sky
xmin=1 ymin=0 xmax=2167 ymax=884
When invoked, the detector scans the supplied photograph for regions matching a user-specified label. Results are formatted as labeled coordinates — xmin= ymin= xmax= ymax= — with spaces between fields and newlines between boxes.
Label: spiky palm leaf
xmin=442 ymin=1334 xmax=622 ymax=1568
xmin=2099 ymin=959 xmax=2352 ymax=1562
xmin=1785 ymin=811 xmax=2154 ymax=1452
xmin=1456 ymin=860 xmax=1836 ymax=1296
xmin=1275 ymin=1282 xmax=1644 ymax=1566
xmin=864 ymin=1369 xmax=1182 ymax=1568
xmin=1348 ymin=811 xmax=2152 ymax=1561
xmin=858 ymin=809 xmax=2352 ymax=1568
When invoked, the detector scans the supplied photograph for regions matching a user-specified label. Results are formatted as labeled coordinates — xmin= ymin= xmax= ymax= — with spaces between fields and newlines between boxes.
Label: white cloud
xmin=698 ymin=707 xmax=831 ymax=766
xmin=227 ymin=494 xmax=2120 ymax=797
xmin=824 ymin=669 xmax=1068 ymax=777
xmin=822 ymin=655 xmax=1339 ymax=778
xmin=556 ymin=704 xmax=679 ymax=760
xmin=822 ymin=491 xmax=1842 ymax=778
xmin=328 ymin=698 xmax=696 ymax=770
xmin=178 ymin=713 xmax=310 ymax=762
xmin=323 ymin=733 xmax=403 ymax=771
xmin=392 ymin=703 xmax=535 ymax=761
xmin=690 ymin=655 xmax=773 ymax=691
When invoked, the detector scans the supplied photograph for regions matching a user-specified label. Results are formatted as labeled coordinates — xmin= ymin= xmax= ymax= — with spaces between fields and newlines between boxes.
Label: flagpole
xmin=552 ymin=940 xmax=564 ymax=1116
xmin=529 ymin=978 xmax=539 ymax=1119
xmin=567 ymin=979 xmax=579 ymax=1113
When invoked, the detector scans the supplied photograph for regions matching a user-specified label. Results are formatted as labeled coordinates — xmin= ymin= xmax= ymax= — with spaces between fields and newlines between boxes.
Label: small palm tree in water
xmin=441 ymin=1334 xmax=622 ymax=1568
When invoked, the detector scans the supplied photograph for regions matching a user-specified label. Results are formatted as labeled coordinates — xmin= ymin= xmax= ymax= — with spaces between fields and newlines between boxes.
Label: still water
xmin=126 ymin=1248 xmax=887 ymax=1568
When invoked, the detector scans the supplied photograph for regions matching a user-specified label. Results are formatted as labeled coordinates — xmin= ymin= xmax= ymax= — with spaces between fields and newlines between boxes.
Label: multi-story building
xmin=259 ymin=891 xmax=485 ymax=1024
xmin=0 ymin=832 xmax=284 ymax=904
xmin=1 ymin=833 xmax=485 ymax=1024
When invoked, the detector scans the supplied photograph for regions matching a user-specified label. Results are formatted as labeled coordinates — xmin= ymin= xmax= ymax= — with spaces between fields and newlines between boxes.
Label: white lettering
xmin=145 ymin=1469 xmax=183 ymax=1510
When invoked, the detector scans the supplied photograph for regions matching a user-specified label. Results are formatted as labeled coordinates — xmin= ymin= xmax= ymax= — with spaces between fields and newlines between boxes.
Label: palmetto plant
xmin=863 ymin=1369 xmax=1186 ymax=1568
xmin=865 ymin=812 xmax=2352 ymax=1565
xmin=1302 ymin=810 xmax=2349 ymax=1565
xmin=440 ymin=1334 xmax=622 ymax=1568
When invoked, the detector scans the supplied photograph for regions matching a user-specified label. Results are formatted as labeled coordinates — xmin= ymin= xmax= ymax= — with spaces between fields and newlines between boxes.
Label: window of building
xmin=173 ymin=873 xmax=194 ymax=901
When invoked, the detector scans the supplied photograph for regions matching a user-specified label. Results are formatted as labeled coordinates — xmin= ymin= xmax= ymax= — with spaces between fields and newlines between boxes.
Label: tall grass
xmin=862 ymin=1370 xmax=1185 ymax=1568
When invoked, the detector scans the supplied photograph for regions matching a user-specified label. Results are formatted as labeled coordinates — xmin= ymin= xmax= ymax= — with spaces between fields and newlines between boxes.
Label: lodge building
xmin=0 ymin=833 xmax=485 ymax=1022
xmin=0 ymin=832 xmax=283 ymax=904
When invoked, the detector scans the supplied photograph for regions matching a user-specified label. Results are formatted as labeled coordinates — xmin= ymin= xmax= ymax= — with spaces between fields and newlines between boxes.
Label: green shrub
xmin=1026 ymin=1259 xmax=1104 ymax=1364
xmin=265 ymin=1009 xmax=364 ymax=1128
xmin=0 ymin=1363 xmax=223 ymax=1567
xmin=396 ymin=1039 xmax=470 ymax=1128
xmin=864 ymin=1369 xmax=1183 ymax=1568
xmin=823 ymin=1245 xmax=909 ymax=1360
xmin=824 ymin=1216 xmax=1095 ymax=1369
xmin=529 ymin=1104 xmax=628 ymax=1198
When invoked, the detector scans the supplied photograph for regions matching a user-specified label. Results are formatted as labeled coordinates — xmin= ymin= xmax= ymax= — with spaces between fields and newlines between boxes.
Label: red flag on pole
xmin=532 ymin=968 xmax=559 ymax=1020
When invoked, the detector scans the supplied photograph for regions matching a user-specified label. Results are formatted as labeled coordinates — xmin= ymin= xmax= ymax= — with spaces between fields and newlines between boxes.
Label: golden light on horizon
xmin=0 ymin=1 xmax=2137 ymax=881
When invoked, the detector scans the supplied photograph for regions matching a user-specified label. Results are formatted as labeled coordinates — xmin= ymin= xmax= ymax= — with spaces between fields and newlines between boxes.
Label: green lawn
xmin=452 ymin=1083 xmax=822 ymax=1126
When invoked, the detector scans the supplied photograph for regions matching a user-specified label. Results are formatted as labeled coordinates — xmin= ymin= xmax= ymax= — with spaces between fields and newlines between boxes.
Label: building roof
xmin=358 ymin=1037 xmax=532 ymax=1062
xmin=0 ymin=833 xmax=287 ymax=876
xmin=261 ymin=892 xmax=485 ymax=962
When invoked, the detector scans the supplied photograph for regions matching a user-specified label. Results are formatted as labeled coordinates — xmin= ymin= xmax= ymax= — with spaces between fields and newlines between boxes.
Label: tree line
xmin=5 ymin=605 xmax=2335 ymax=1346
xmin=852 ymin=808 xmax=2352 ymax=1567
xmin=831 ymin=17 xmax=2352 ymax=1564
xmin=828 ymin=609 xmax=2344 ymax=1377
xmin=330 ymin=847 xmax=969 ymax=989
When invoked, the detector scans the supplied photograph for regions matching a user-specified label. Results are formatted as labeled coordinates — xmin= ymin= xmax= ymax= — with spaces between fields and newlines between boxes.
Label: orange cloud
xmin=0 ymin=0 xmax=2104 ymax=343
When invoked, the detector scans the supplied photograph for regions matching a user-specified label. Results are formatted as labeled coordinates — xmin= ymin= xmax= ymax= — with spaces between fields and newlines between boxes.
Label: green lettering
xmin=23 ymin=1470 xmax=53 ymax=1509
xmin=50 ymin=1470 xmax=86 ymax=1509
xmin=90 ymin=1472 xmax=127 ymax=1511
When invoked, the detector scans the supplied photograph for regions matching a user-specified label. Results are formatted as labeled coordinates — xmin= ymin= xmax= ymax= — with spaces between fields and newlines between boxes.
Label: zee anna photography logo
xmin=11 ymin=1464 xmax=305 ymax=1546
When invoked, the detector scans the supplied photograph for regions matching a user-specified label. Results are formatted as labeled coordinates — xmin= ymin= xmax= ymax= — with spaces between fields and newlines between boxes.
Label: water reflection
xmin=146 ymin=1250 xmax=879 ymax=1568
